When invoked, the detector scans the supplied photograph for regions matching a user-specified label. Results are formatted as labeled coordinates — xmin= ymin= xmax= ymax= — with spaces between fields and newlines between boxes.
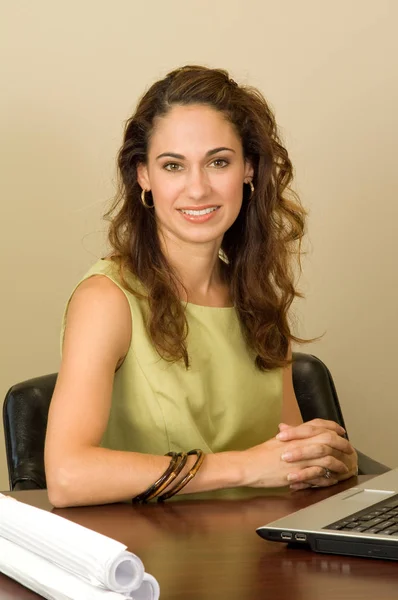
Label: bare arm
xmin=45 ymin=276 xmax=244 ymax=507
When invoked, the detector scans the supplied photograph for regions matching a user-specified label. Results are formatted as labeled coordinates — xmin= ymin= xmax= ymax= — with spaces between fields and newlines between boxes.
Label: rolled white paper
xmin=0 ymin=536 xmax=130 ymax=600
xmin=135 ymin=573 xmax=161 ymax=600
xmin=0 ymin=494 xmax=145 ymax=593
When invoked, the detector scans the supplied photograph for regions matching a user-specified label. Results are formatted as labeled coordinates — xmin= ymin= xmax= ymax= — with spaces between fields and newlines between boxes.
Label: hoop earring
xmin=245 ymin=180 xmax=255 ymax=200
xmin=141 ymin=189 xmax=153 ymax=209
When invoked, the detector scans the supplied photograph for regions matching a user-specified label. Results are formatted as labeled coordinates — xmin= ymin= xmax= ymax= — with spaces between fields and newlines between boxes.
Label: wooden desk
xmin=1 ymin=477 xmax=398 ymax=599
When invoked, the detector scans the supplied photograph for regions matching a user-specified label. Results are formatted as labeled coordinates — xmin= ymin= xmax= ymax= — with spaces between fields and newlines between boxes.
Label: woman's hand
xmin=276 ymin=419 xmax=358 ymax=490
xmin=241 ymin=432 xmax=352 ymax=489
xmin=241 ymin=418 xmax=357 ymax=489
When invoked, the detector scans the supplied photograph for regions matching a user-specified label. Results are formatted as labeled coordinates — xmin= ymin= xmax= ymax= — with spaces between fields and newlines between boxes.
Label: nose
xmin=185 ymin=166 xmax=210 ymax=201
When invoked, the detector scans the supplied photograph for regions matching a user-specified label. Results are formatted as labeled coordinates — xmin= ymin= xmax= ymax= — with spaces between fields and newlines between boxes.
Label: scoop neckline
xmin=184 ymin=301 xmax=235 ymax=311
xmin=100 ymin=258 xmax=235 ymax=310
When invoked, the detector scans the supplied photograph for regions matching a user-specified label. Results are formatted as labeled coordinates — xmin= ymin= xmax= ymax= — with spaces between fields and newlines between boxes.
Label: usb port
xmin=281 ymin=532 xmax=293 ymax=540
xmin=295 ymin=533 xmax=307 ymax=541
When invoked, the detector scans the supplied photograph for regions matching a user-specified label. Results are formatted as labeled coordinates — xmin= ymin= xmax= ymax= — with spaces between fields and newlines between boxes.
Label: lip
xmin=177 ymin=204 xmax=220 ymax=211
xmin=177 ymin=205 xmax=221 ymax=223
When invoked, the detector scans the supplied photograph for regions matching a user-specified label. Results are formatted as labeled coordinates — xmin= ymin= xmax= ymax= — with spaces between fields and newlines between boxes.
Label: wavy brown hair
xmin=105 ymin=65 xmax=307 ymax=370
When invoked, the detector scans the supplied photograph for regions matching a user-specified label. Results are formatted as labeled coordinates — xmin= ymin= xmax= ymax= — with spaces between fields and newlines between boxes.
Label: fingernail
xmin=281 ymin=452 xmax=293 ymax=461
xmin=287 ymin=473 xmax=298 ymax=482
xmin=276 ymin=432 xmax=288 ymax=440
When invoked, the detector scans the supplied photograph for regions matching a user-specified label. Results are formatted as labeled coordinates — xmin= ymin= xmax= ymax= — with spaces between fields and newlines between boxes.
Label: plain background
xmin=1 ymin=0 xmax=397 ymax=491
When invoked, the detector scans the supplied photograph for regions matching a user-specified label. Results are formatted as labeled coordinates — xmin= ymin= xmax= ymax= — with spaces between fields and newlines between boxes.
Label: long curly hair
xmin=105 ymin=65 xmax=307 ymax=370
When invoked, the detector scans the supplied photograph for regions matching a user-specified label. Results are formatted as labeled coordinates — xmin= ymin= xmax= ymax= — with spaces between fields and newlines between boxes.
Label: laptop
xmin=256 ymin=468 xmax=398 ymax=561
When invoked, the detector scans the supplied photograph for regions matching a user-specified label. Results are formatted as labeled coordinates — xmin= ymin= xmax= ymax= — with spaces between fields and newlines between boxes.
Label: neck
xmin=159 ymin=232 xmax=230 ymax=307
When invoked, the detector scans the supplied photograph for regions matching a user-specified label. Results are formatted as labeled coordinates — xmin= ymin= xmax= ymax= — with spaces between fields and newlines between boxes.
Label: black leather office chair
xmin=3 ymin=352 xmax=390 ymax=491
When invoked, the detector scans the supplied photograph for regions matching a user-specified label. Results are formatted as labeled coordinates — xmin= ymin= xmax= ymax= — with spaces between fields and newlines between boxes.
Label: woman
xmin=45 ymin=65 xmax=358 ymax=507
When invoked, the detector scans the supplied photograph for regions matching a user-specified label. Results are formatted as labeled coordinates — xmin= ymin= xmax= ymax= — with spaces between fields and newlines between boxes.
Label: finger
xmin=317 ymin=457 xmax=349 ymax=474
xmin=308 ymin=419 xmax=346 ymax=435
xmin=290 ymin=482 xmax=312 ymax=491
xmin=287 ymin=465 xmax=340 ymax=484
xmin=285 ymin=455 xmax=349 ymax=475
xmin=281 ymin=445 xmax=350 ymax=470
xmin=276 ymin=421 xmax=345 ymax=442
xmin=286 ymin=419 xmax=346 ymax=435
xmin=312 ymin=432 xmax=354 ymax=455
xmin=278 ymin=430 xmax=354 ymax=455
xmin=290 ymin=458 xmax=359 ymax=486
xmin=290 ymin=457 xmax=359 ymax=488
xmin=301 ymin=475 xmax=339 ymax=488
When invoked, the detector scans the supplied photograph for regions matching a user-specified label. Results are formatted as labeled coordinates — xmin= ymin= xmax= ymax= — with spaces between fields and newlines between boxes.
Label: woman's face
xmin=137 ymin=104 xmax=253 ymax=249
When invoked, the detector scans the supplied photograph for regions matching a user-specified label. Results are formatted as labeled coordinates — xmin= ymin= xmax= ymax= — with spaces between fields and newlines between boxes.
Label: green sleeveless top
xmin=62 ymin=259 xmax=283 ymax=455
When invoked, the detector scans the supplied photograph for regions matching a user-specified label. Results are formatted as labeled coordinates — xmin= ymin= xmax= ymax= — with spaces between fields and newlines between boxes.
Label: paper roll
xmin=135 ymin=573 xmax=161 ymax=600
xmin=0 ymin=494 xmax=144 ymax=592
xmin=0 ymin=536 xmax=130 ymax=600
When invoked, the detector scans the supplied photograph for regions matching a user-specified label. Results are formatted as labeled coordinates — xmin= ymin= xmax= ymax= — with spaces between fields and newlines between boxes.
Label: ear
xmin=244 ymin=159 xmax=254 ymax=181
xmin=136 ymin=162 xmax=150 ymax=191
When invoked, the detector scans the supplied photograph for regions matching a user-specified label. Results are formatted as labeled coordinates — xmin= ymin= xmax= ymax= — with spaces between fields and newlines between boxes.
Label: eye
xmin=163 ymin=162 xmax=183 ymax=172
xmin=210 ymin=158 xmax=229 ymax=168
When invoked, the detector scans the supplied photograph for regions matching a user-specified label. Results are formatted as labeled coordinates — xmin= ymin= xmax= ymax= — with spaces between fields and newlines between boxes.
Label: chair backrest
xmin=291 ymin=352 xmax=347 ymax=431
xmin=2 ymin=353 xmax=346 ymax=491
xmin=3 ymin=373 xmax=57 ymax=490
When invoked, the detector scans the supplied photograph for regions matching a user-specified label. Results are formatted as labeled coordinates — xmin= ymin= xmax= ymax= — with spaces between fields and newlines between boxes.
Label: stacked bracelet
xmin=132 ymin=452 xmax=186 ymax=503
xmin=157 ymin=449 xmax=205 ymax=502
xmin=145 ymin=452 xmax=188 ymax=501
xmin=132 ymin=449 xmax=205 ymax=503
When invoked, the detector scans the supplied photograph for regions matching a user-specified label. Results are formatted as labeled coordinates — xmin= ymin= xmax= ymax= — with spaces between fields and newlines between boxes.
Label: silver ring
xmin=323 ymin=467 xmax=333 ymax=479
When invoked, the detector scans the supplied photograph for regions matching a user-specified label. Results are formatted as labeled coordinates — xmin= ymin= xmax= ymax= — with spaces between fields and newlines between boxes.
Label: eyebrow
xmin=155 ymin=147 xmax=236 ymax=160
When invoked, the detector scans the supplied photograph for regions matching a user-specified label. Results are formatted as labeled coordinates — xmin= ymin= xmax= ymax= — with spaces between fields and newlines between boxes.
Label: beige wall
xmin=1 ymin=0 xmax=397 ymax=490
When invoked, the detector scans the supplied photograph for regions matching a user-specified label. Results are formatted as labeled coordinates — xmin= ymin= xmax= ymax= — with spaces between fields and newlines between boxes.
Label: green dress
xmin=62 ymin=259 xmax=283 ymax=455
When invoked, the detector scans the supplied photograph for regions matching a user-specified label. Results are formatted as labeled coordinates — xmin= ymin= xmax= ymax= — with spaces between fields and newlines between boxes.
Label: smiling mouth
xmin=178 ymin=206 xmax=220 ymax=216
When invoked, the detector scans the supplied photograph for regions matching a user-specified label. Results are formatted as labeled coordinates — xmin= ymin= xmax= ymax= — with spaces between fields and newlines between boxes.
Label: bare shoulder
xmin=64 ymin=274 xmax=132 ymax=364
xmin=71 ymin=272 xmax=128 ymax=302
xmin=68 ymin=273 xmax=130 ymax=316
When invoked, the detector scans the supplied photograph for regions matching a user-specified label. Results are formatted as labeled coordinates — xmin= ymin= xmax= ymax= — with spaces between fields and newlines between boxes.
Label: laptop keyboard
xmin=326 ymin=494 xmax=398 ymax=536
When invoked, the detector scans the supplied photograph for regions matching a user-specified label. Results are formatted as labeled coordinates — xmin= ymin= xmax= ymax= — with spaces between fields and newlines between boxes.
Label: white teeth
xmin=180 ymin=207 xmax=218 ymax=216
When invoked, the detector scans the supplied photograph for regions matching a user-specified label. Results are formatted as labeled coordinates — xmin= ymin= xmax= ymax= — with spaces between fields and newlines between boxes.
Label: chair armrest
xmin=356 ymin=448 xmax=391 ymax=475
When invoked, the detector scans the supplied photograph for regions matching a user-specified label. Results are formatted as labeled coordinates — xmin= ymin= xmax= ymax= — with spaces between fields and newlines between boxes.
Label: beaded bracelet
xmin=157 ymin=449 xmax=205 ymax=502
xmin=132 ymin=452 xmax=180 ymax=503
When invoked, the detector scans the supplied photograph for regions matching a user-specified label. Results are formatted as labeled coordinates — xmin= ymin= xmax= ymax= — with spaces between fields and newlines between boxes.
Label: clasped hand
xmin=245 ymin=419 xmax=358 ymax=490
